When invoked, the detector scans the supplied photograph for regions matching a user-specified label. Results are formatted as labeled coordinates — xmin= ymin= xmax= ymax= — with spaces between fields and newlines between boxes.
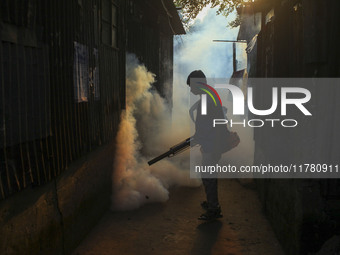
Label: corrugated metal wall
xmin=125 ymin=0 xmax=174 ymax=104
xmin=255 ymin=0 xmax=340 ymax=195
xmin=254 ymin=1 xmax=340 ymax=253
xmin=0 ymin=0 xmax=125 ymax=200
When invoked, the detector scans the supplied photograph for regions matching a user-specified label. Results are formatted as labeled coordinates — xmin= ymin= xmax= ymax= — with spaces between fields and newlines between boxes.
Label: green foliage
xmin=174 ymin=0 xmax=245 ymax=28
xmin=228 ymin=13 xmax=242 ymax=27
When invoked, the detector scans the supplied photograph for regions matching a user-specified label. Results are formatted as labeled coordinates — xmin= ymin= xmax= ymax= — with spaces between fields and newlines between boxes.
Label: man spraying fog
xmin=187 ymin=70 xmax=227 ymax=221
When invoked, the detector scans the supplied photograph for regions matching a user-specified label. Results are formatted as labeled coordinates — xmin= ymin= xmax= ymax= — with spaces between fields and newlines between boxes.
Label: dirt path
xmin=73 ymin=179 xmax=285 ymax=255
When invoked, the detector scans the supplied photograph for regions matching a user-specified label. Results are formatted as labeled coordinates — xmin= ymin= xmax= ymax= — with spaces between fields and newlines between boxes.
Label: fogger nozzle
xmin=148 ymin=137 xmax=193 ymax=165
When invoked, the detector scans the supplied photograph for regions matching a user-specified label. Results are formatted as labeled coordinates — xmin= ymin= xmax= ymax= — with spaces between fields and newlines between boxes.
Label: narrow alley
xmin=73 ymin=180 xmax=284 ymax=255
xmin=1 ymin=1 xmax=340 ymax=254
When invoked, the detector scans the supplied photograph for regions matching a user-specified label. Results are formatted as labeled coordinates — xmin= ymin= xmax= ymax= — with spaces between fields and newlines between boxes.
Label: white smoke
xmin=174 ymin=7 xmax=254 ymax=170
xmin=174 ymin=8 xmax=240 ymax=79
xmin=111 ymin=54 xmax=200 ymax=211
xmin=112 ymin=8 xmax=255 ymax=211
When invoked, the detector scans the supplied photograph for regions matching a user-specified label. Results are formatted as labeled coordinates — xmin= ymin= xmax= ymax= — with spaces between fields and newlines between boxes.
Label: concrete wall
xmin=256 ymin=177 xmax=326 ymax=255
xmin=256 ymin=179 xmax=302 ymax=255
xmin=0 ymin=139 xmax=116 ymax=255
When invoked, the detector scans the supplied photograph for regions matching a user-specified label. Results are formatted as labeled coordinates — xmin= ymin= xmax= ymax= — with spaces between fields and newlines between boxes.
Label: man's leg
xmin=199 ymin=152 xmax=222 ymax=220
xmin=201 ymin=178 xmax=219 ymax=208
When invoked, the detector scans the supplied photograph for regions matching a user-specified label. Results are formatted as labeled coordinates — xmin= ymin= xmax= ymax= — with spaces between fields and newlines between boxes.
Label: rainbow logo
xmin=198 ymin=82 xmax=222 ymax=107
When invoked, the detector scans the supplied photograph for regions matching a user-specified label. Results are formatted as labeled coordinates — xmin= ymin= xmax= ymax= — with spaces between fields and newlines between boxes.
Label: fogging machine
xmin=148 ymin=137 xmax=194 ymax=166
xmin=147 ymin=130 xmax=240 ymax=166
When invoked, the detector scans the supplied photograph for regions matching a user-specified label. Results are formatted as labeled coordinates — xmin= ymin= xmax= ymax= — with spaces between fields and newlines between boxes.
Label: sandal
xmin=198 ymin=207 xmax=223 ymax=221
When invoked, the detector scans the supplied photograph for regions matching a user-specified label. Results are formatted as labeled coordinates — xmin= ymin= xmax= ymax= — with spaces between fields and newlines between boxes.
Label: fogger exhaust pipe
xmin=148 ymin=137 xmax=193 ymax=165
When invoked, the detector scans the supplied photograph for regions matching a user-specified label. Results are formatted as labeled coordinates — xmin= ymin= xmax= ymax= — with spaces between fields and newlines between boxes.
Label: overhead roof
xmin=148 ymin=0 xmax=186 ymax=35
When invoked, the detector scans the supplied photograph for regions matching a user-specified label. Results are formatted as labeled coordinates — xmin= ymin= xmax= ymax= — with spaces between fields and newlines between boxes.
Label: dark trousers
xmin=201 ymin=152 xmax=221 ymax=208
